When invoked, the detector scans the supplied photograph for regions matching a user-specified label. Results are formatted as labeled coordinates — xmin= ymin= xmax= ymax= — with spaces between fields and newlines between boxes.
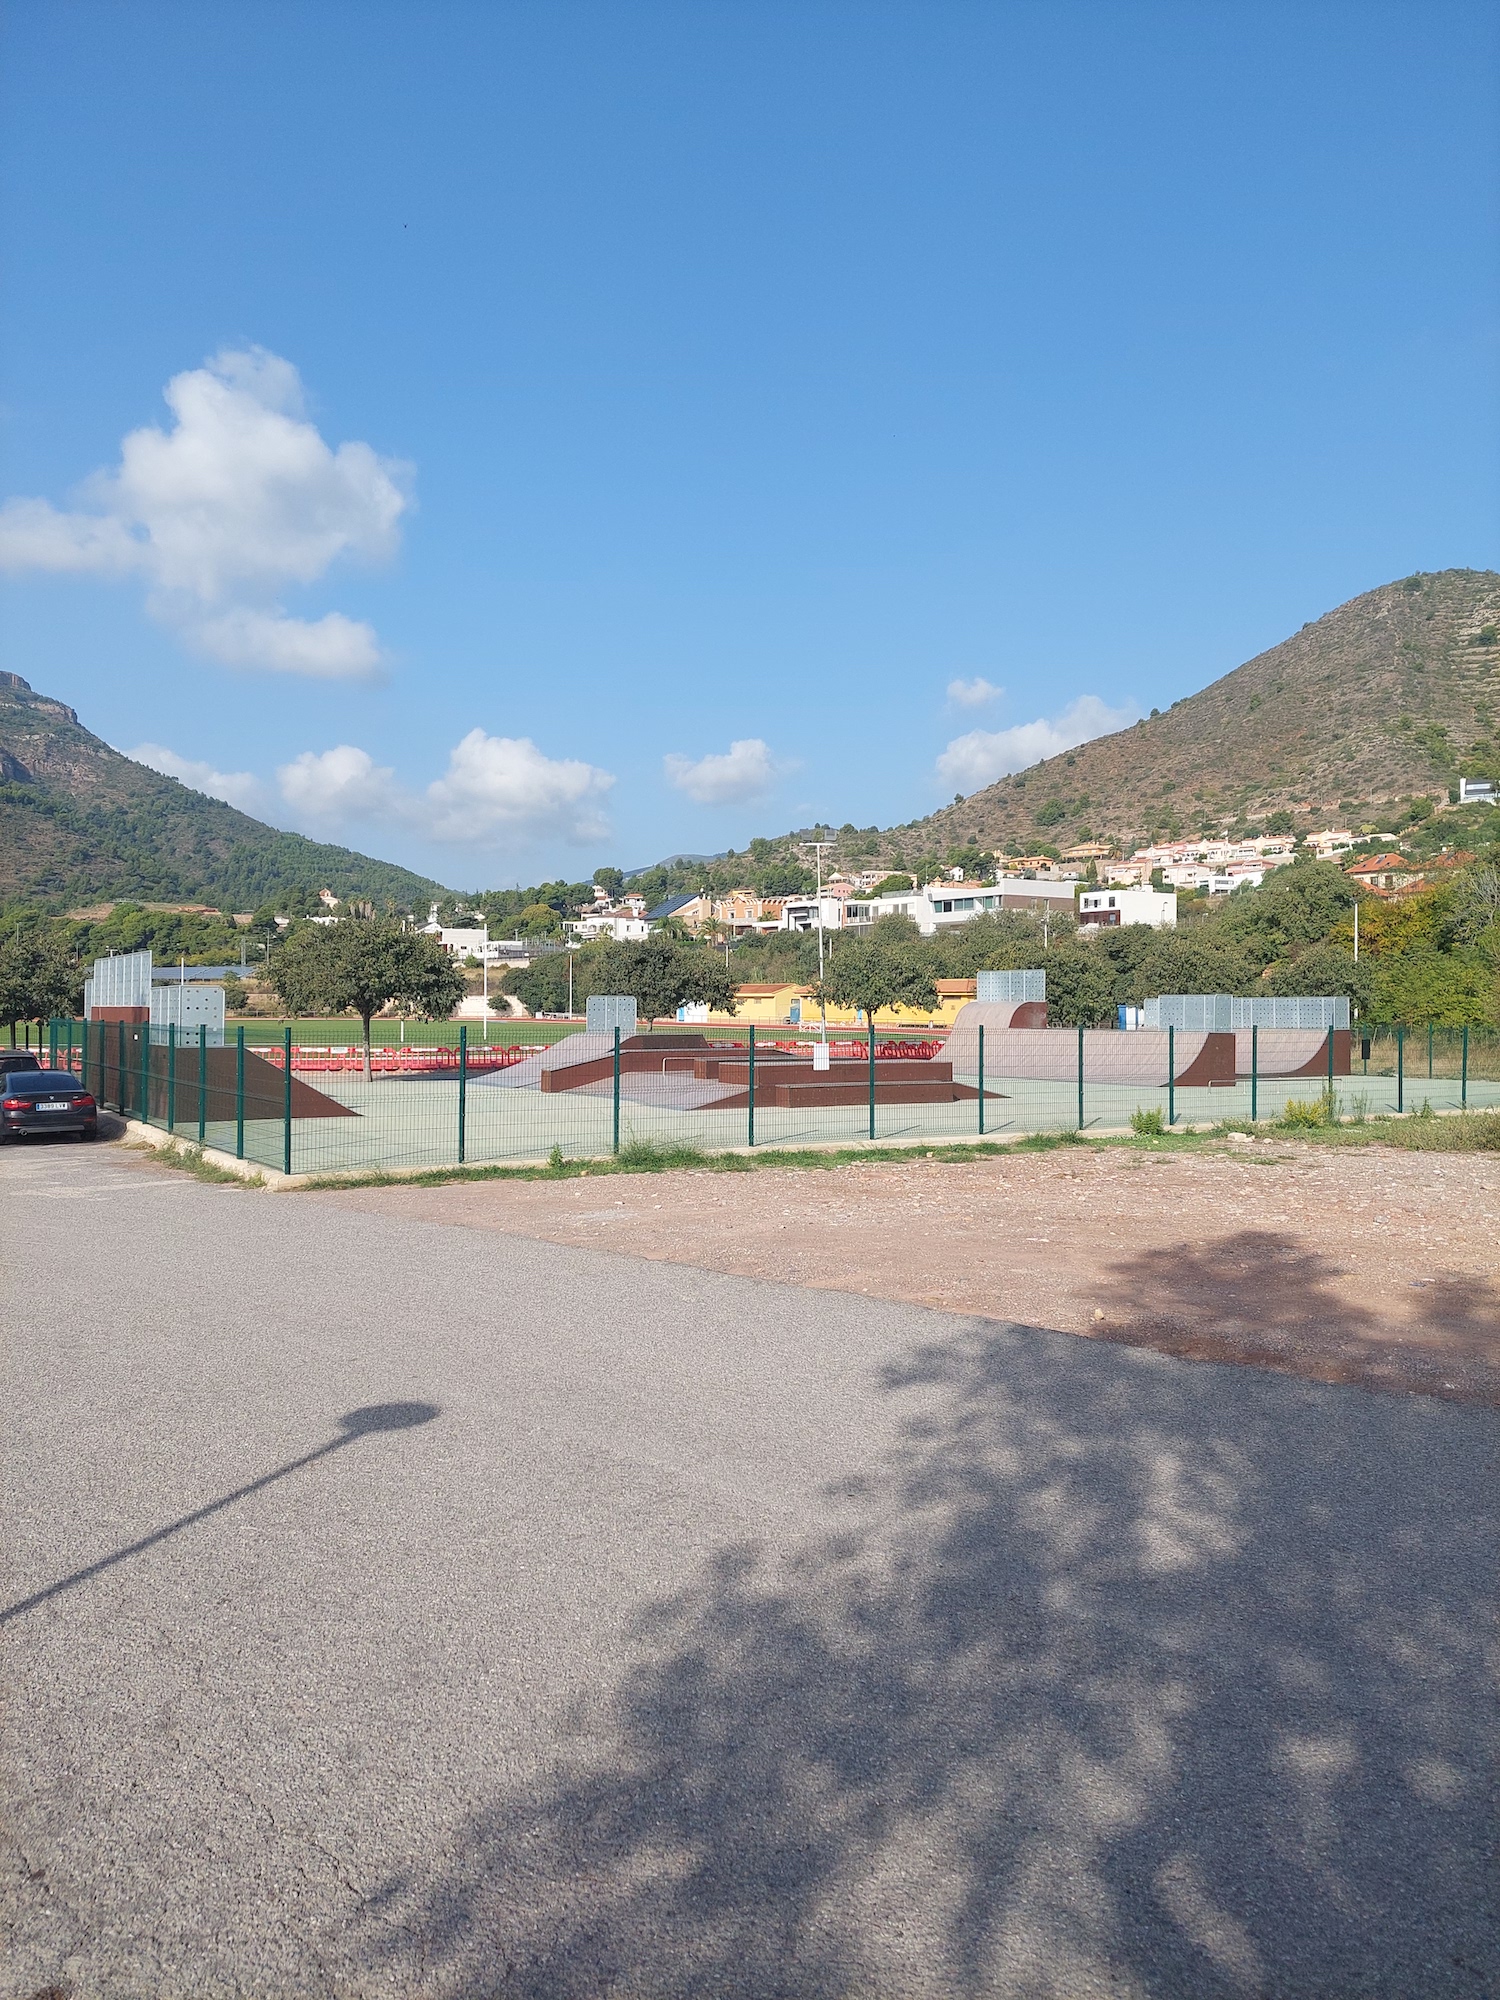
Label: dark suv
xmin=1 ymin=1068 xmax=98 ymax=1141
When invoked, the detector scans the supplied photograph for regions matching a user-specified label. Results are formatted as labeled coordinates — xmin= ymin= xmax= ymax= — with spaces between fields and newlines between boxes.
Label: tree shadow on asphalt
xmin=1094 ymin=1227 xmax=1500 ymax=1407
xmin=355 ymin=1322 xmax=1498 ymax=1998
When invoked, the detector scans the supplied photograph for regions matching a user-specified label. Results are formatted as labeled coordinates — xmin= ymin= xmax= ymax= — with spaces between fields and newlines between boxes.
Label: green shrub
xmin=1130 ymin=1107 xmax=1165 ymax=1136
xmin=1280 ymin=1094 xmax=1328 ymax=1130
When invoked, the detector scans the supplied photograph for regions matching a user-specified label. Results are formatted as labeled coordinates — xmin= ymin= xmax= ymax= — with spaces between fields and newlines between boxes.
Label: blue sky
xmin=2 ymin=1 xmax=1497 ymax=890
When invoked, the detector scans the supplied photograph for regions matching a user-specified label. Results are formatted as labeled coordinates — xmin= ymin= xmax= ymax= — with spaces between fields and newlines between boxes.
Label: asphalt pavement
xmin=2 ymin=1135 xmax=1496 ymax=1998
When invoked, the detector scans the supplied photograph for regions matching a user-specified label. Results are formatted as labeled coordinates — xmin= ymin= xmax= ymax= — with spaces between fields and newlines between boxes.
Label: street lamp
xmin=799 ymin=840 xmax=835 ymax=1042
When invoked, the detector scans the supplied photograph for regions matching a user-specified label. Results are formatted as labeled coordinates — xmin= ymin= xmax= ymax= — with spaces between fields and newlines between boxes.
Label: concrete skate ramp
xmin=961 ymin=1028 xmax=1234 ymax=1088
xmin=478 ymin=1030 xmax=601 ymax=1090
xmin=1234 ymin=1028 xmax=1351 ymax=1077
xmin=946 ymin=1000 xmax=1050 ymax=1073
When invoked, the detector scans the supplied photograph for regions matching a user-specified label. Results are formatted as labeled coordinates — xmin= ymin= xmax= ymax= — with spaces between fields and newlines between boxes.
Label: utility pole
xmin=799 ymin=840 xmax=835 ymax=1042
xmin=1353 ymin=899 xmax=1359 ymax=962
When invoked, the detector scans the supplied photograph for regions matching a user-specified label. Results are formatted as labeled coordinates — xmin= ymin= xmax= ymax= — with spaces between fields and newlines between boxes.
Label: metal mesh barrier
xmin=40 ymin=1013 xmax=1500 ymax=1174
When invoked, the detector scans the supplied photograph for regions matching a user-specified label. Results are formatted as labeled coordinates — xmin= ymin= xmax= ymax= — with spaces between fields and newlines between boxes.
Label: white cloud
xmin=663 ymin=737 xmax=776 ymax=806
xmin=125 ymin=741 xmax=263 ymax=813
xmin=936 ymin=694 xmax=1137 ymax=795
xmin=425 ymin=730 xmax=615 ymax=843
xmin=0 ymin=346 xmax=409 ymax=679
xmin=276 ymin=731 xmax=615 ymax=847
xmin=946 ymin=676 xmax=1002 ymax=708
xmin=189 ymin=607 xmax=382 ymax=680
xmin=277 ymin=745 xmax=407 ymax=826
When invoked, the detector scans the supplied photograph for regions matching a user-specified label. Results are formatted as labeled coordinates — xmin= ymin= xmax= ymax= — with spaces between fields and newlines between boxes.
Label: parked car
xmin=0 ymin=1052 xmax=43 ymax=1075
xmin=1 ymin=1069 xmax=98 ymax=1141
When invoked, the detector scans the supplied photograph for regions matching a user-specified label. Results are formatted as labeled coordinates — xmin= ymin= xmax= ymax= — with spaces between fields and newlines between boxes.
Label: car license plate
xmin=38 ymin=1101 xmax=71 ymax=1111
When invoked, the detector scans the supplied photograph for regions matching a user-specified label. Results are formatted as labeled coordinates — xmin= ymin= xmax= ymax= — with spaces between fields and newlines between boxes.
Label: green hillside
xmin=0 ymin=675 xmax=444 ymax=914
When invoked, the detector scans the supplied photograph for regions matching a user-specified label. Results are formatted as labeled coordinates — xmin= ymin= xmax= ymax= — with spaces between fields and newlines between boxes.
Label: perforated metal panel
xmin=586 ymin=994 xmax=639 ymax=1037
xmin=1145 ymin=993 xmax=1349 ymax=1031
xmin=150 ymin=983 xmax=226 ymax=1044
xmin=975 ymin=969 xmax=1045 ymax=1004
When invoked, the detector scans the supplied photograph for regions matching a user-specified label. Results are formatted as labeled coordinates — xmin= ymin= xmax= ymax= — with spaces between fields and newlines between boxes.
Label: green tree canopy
xmin=270 ymin=916 xmax=466 ymax=1077
xmin=593 ymin=935 xmax=737 ymax=1026
xmin=0 ymin=923 xmax=82 ymax=1035
xmin=817 ymin=933 xmax=937 ymax=1028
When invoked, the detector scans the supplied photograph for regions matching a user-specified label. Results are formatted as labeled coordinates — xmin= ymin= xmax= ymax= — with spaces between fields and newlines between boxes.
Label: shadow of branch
xmin=353 ymin=1329 xmax=1496 ymax=1997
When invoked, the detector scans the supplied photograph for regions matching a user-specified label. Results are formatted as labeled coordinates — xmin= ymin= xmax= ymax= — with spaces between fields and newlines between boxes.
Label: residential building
xmin=568 ymin=912 xmax=651 ymax=942
xmin=1345 ymin=853 xmax=1423 ymax=894
xmin=843 ymin=878 xmax=1078 ymax=934
xmin=647 ymin=892 xmax=713 ymax=930
xmin=1307 ymin=828 xmax=1356 ymax=860
xmin=1458 ymin=777 xmax=1497 ymax=805
xmin=1077 ymin=887 xmax=1178 ymax=929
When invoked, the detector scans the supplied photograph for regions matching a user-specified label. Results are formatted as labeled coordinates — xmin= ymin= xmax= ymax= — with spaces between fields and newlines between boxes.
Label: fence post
xmin=977 ymin=1025 xmax=985 ymax=1136
xmin=282 ymin=1026 xmax=292 ymax=1176
xmin=139 ymin=1022 xmax=150 ymax=1126
xmin=1077 ymin=1024 xmax=1085 ymax=1131
xmin=167 ymin=1023 xmax=177 ymax=1134
xmin=1397 ymin=1024 xmax=1404 ymax=1114
xmin=1326 ymin=1022 xmax=1334 ymax=1115
xmin=117 ymin=1020 xmax=125 ymax=1114
xmin=235 ymin=1026 xmax=245 ymax=1158
xmin=458 ymin=1024 xmax=468 ymax=1164
xmin=49 ymin=1017 xmax=57 ymax=1067
xmin=197 ymin=1022 xmax=207 ymax=1145
xmin=1427 ymin=1021 xmax=1434 ymax=1079
xmin=868 ymin=1020 xmax=877 ymax=1142
xmin=1168 ymin=1024 xmax=1176 ymax=1127
xmin=1251 ymin=1023 xmax=1258 ymax=1122
xmin=612 ymin=1026 xmax=621 ymax=1156
xmin=66 ymin=1017 xmax=74 ymax=1073
xmin=1462 ymin=1025 xmax=1469 ymax=1108
xmin=747 ymin=1023 xmax=756 ymax=1149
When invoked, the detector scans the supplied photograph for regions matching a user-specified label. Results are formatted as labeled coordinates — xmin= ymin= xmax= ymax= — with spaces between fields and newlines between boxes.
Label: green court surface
xmin=183 ymin=1064 xmax=1500 ymax=1177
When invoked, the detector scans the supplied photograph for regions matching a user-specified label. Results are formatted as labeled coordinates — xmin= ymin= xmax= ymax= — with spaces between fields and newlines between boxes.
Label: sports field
xmin=212 ymin=1056 xmax=1500 ymax=1176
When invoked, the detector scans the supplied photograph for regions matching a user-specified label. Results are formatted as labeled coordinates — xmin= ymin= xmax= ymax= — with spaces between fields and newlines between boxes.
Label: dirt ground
xmin=317 ymin=1138 xmax=1500 ymax=1408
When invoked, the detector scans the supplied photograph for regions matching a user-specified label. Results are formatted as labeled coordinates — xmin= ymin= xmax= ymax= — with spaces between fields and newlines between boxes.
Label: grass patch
xmin=293 ymin=1106 xmax=1500 ymax=1192
xmin=142 ymin=1139 xmax=264 ymax=1186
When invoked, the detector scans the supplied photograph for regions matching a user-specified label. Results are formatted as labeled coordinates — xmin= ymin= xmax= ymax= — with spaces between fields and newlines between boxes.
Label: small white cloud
xmin=936 ymin=694 xmax=1136 ymax=794
xmin=946 ymin=676 xmax=1002 ymax=709
xmin=277 ymin=745 xmax=407 ymax=826
xmin=189 ymin=607 xmax=382 ymax=681
xmin=0 ymin=346 xmax=409 ymax=678
xmin=126 ymin=741 xmax=263 ymax=813
xmin=276 ymin=731 xmax=616 ymax=847
xmin=663 ymin=738 xmax=776 ymax=806
xmin=425 ymin=730 xmax=615 ymax=843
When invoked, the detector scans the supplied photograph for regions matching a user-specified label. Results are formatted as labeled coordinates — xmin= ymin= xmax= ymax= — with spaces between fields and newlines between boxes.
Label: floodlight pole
xmin=800 ymin=840 xmax=835 ymax=1042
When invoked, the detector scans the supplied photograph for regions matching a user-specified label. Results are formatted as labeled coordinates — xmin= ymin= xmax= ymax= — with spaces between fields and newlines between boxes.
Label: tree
xmin=1451 ymin=866 xmax=1500 ymax=945
xmin=593 ymin=867 xmax=625 ymax=899
xmin=1263 ymin=943 xmax=1375 ymax=1014
xmin=270 ymin=916 xmax=466 ymax=1079
xmin=1214 ymin=861 xmax=1355 ymax=963
xmin=0 ymin=924 xmax=81 ymax=1041
xmin=816 ymin=934 xmax=937 ymax=1029
xmin=593 ymin=935 xmax=737 ymax=1027
xmin=1040 ymin=938 xmax=1118 ymax=1027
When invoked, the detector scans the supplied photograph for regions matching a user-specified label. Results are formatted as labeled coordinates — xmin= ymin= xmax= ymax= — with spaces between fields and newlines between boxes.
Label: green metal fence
xmin=28 ymin=1016 xmax=1499 ymax=1176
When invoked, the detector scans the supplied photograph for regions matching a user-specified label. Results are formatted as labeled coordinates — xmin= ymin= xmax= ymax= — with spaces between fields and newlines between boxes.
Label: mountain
xmin=0 ymin=675 xmax=444 ymax=913
xmin=908 ymin=569 xmax=1500 ymax=858
xmin=714 ymin=571 xmax=1500 ymax=882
